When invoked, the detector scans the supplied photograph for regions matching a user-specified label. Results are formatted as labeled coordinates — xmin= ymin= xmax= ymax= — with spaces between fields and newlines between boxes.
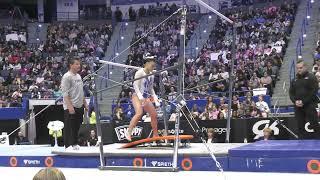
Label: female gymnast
xmin=125 ymin=56 xmax=160 ymax=141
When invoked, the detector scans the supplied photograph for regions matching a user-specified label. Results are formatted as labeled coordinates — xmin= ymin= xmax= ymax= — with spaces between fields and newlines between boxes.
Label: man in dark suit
xmin=289 ymin=60 xmax=320 ymax=139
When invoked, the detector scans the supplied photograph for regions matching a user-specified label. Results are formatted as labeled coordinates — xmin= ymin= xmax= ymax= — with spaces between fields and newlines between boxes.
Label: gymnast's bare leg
xmin=125 ymin=56 xmax=160 ymax=141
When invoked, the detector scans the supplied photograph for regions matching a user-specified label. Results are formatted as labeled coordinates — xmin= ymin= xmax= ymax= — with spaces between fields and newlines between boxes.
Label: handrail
xmin=295 ymin=0 xmax=312 ymax=61
xmin=110 ymin=39 xmax=119 ymax=70
xmin=289 ymin=59 xmax=296 ymax=84
xmin=296 ymin=38 xmax=302 ymax=60
xmin=293 ymin=0 xmax=313 ymax=82
xmin=306 ymin=1 xmax=310 ymax=25
xmin=99 ymin=72 xmax=108 ymax=101
xmin=301 ymin=19 xmax=306 ymax=47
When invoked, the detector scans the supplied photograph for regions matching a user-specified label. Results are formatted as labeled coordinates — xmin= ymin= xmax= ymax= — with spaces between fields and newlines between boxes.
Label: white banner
xmin=6 ymin=33 xmax=26 ymax=42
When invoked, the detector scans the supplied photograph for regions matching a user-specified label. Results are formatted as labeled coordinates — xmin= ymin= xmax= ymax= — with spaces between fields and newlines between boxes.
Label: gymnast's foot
xmin=152 ymin=132 xmax=161 ymax=139
xmin=125 ymin=130 xmax=132 ymax=141
xmin=153 ymin=134 xmax=164 ymax=143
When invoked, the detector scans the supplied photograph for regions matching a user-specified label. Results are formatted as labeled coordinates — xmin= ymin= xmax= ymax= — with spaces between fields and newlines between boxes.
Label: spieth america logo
xmin=23 ymin=159 xmax=40 ymax=165
xmin=151 ymin=161 xmax=172 ymax=167
xmin=158 ymin=129 xmax=184 ymax=135
xmin=115 ymin=125 xmax=143 ymax=141
xmin=252 ymin=120 xmax=281 ymax=139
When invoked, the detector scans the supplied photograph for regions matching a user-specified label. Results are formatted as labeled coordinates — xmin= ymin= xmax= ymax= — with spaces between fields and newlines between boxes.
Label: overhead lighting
xmin=209 ymin=15 xmax=212 ymax=19
xmin=307 ymin=15 xmax=311 ymax=19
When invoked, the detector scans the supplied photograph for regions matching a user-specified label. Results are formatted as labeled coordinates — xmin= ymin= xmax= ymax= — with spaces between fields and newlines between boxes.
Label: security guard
xmin=289 ymin=60 xmax=320 ymax=139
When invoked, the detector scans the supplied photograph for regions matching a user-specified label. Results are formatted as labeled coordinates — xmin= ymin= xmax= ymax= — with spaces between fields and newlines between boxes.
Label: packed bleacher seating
xmin=193 ymin=3 xmax=297 ymax=97
xmin=0 ymin=0 xmax=298 ymax=122
xmin=0 ymin=3 xmax=184 ymax=108
xmin=115 ymin=2 xmax=297 ymax=120
xmin=0 ymin=24 xmax=28 ymax=107
xmin=312 ymin=34 xmax=320 ymax=83
xmin=45 ymin=23 xmax=112 ymax=58
xmin=127 ymin=18 xmax=197 ymax=66
xmin=0 ymin=23 xmax=113 ymax=107
xmin=122 ymin=16 xmax=198 ymax=91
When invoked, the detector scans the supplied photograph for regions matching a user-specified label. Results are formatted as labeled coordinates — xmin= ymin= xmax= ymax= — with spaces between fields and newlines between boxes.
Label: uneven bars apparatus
xmin=98 ymin=60 xmax=140 ymax=70
xmin=172 ymin=4 xmax=187 ymax=171
xmin=94 ymin=17 xmax=185 ymax=171
xmin=99 ymin=60 xmax=170 ymax=142
xmin=93 ymin=66 xmax=183 ymax=171
xmin=94 ymin=0 xmax=235 ymax=171
xmin=194 ymin=0 xmax=236 ymax=143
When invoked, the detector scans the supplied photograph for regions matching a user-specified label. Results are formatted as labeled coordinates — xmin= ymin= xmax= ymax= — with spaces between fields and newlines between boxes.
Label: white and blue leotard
xmin=133 ymin=68 xmax=158 ymax=101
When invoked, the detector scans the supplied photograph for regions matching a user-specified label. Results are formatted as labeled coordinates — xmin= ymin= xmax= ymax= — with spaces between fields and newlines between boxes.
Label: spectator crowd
xmin=0 ymin=23 xmax=113 ymax=107
xmin=116 ymin=2 xmax=297 ymax=120
xmin=0 ymin=1 xmax=297 ymax=123
xmin=312 ymin=33 xmax=320 ymax=88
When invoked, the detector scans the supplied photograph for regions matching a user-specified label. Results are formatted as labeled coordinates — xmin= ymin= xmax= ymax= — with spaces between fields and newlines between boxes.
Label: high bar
xmin=95 ymin=64 xmax=179 ymax=94
xmin=99 ymin=60 xmax=140 ymax=70
xmin=194 ymin=0 xmax=234 ymax=24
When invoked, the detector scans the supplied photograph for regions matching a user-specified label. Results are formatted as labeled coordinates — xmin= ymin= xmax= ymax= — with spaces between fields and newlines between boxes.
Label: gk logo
xmin=252 ymin=120 xmax=280 ymax=139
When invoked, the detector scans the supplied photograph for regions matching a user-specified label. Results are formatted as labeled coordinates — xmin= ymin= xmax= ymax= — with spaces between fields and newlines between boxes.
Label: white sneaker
xmin=65 ymin=146 xmax=73 ymax=151
xmin=72 ymin=145 xmax=80 ymax=150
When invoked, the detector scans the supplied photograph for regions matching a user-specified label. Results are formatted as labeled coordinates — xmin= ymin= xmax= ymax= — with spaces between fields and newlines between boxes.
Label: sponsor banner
xmin=148 ymin=158 xmax=173 ymax=168
xmin=23 ymin=159 xmax=41 ymax=166
xmin=114 ymin=125 xmax=143 ymax=141
xmin=249 ymin=119 xmax=289 ymax=140
xmin=142 ymin=120 xmax=228 ymax=143
xmin=32 ymin=103 xmax=311 ymax=144
xmin=79 ymin=117 xmax=318 ymax=143
xmin=7 ymin=157 xmax=46 ymax=167
xmin=198 ymin=120 xmax=228 ymax=143
xmin=231 ymin=117 xmax=294 ymax=142
xmin=156 ymin=121 xmax=192 ymax=136
xmin=305 ymin=121 xmax=320 ymax=133
xmin=108 ymin=118 xmax=298 ymax=143
xmin=112 ymin=122 xmax=147 ymax=143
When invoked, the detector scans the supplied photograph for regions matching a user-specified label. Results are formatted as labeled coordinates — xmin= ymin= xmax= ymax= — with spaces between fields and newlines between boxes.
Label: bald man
xmin=289 ymin=60 xmax=320 ymax=139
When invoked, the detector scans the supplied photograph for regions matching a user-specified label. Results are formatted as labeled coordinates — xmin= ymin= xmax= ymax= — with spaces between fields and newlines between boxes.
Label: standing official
xmin=289 ymin=60 xmax=320 ymax=139
xmin=61 ymin=57 xmax=88 ymax=150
